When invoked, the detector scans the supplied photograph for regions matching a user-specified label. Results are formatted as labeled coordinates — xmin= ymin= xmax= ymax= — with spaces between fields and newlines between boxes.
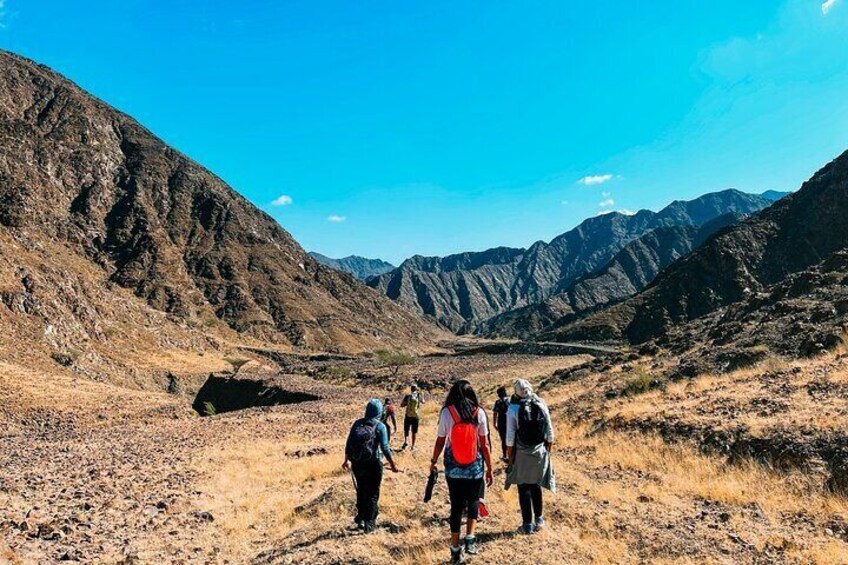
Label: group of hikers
xmin=343 ymin=379 xmax=555 ymax=564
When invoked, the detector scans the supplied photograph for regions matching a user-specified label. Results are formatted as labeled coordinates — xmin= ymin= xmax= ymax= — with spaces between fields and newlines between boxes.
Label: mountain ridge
xmin=540 ymin=150 xmax=848 ymax=354
xmin=368 ymin=189 xmax=783 ymax=332
xmin=0 ymin=49 xmax=445 ymax=377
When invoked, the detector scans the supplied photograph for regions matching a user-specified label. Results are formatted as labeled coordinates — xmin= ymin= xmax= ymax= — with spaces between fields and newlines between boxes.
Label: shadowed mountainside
xmin=478 ymin=212 xmax=745 ymax=339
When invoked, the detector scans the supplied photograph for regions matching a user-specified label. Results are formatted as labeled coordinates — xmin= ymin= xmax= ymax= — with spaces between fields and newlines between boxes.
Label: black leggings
xmin=352 ymin=461 xmax=383 ymax=523
xmin=518 ymin=483 xmax=543 ymax=525
xmin=446 ymin=477 xmax=483 ymax=533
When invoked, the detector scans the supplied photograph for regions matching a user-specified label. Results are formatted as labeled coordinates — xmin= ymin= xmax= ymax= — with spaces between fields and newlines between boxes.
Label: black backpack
xmin=517 ymin=399 xmax=547 ymax=447
xmin=346 ymin=419 xmax=379 ymax=463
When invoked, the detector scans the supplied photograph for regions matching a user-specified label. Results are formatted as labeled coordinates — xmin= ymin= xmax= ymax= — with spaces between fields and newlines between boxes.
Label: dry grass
xmin=196 ymin=438 xmax=347 ymax=557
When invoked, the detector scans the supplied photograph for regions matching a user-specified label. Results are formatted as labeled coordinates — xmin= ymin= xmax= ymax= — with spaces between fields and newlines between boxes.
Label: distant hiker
xmin=429 ymin=380 xmax=494 ymax=564
xmin=400 ymin=384 xmax=424 ymax=451
xmin=381 ymin=398 xmax=398 ymax=444
xmin=492 ymin=386 xmax=510 ymax=462
xmin=505 ymin=379 xmax=556 ymax=535
xmin=343 ymin=399 xmax=399 ymax=533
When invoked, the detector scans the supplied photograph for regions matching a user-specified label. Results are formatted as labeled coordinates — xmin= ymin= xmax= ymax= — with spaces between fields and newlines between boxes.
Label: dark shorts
xmin=404 ymin=416 xmax=419 ymax=436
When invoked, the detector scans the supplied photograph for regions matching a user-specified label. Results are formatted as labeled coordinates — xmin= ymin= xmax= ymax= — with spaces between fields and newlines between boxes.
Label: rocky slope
xmin=0 ymin=50 xmax=444 ymax=372
xmin=543 ymin=149 xmax=848 ymax=355
xmin=479 ymin=213 xmax=744 ymax=338
xmin=308 ymin=252 xmax=395 ymax=280
xmin=368 ymin=190 xmax=783 ymax=332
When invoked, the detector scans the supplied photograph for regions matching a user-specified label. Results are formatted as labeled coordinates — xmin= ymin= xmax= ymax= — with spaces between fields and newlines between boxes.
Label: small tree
xmin=375 ymin=349 xmax=415 ymax=377
xmin=224 ymin=357 xmax=251 ymax=374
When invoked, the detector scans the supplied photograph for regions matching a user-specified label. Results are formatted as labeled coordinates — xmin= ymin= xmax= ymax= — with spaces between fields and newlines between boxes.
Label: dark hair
xmin=443 ymin=380 xmax=479 ymax=422
xmin=384 ymin=398 xmax=392 ymax=404
xmin=496 ymin=386 xmax=507 ymax=398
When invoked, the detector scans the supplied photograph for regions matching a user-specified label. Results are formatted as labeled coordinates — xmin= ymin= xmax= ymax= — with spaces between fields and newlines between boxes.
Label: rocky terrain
xmin=479 ymin=212 xmax=744 ymax=339
xmin=368 ymin=190 xmax=783 ymax=333
xmin=308 ymin=253 xmax=395 ymax=281
xmin=0 ymin=49 xmax=445 ymax=380
xmin=4 ymin=347 xmax=848 ymax=564
xmin=544 ymin=149 xmax=848 ymax=358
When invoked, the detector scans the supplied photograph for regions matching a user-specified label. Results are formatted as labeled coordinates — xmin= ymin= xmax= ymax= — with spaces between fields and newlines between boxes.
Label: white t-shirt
xmin=437 ymin=406 xmax=489 ymax=446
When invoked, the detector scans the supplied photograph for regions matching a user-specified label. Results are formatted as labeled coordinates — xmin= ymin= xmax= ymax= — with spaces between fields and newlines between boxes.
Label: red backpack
xmin=448 ymin=406 xmax=479 ymax=466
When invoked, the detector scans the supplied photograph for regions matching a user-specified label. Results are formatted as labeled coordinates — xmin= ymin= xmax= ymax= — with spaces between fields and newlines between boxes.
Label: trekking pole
xmin=350 ymin=469 xmax=358 ymax=491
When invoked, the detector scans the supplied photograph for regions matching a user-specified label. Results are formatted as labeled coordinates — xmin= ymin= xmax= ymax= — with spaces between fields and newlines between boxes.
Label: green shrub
xmin=375 ymin=349 xmax=415 ymax=377
xmin=203 ymin=401 xmax=217 ymax=416
xmin=224 ymin=357 xmax=251 ymax=373
xmin=327 ymin=366 xmax=354 ymax=379
xmin=623 ymin=368 xmax=656 ymax=396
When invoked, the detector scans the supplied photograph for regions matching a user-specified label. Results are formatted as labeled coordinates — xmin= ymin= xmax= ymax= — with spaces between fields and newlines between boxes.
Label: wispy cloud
xmin=271 ymin=194 xmax=293 ymax=206
xmin=0 ymin=0 xmax=7 ymax=28
xmin=578 ymin=173 xmax=613 ymax=186
xmin=598 ymin=198 xmax=615 ymax=208
xmin=327 ymin=215 xmax=346 ymax=223
xmin=823 ymin=0 xmax=839 ymax=14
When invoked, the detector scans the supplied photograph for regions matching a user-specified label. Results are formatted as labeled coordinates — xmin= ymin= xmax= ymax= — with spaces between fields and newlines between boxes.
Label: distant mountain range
xmin=308 ymin=253 xmax=395 ymax=281
xmin=544 ymin=151 xmax=848 ymax=358
xmin=368 ymin=189 xmax=787 ymax=333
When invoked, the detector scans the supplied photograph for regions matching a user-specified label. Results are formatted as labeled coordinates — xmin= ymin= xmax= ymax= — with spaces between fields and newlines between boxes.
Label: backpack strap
xmin=447 ymin=406 xmax=461 ymax=424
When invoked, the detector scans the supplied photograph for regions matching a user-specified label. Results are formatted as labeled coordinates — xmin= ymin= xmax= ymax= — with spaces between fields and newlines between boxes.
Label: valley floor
xmin=2 ymin=352 xmax=848 ymax=564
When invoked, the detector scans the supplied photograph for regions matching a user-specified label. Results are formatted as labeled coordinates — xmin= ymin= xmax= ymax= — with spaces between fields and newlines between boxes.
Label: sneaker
xmin=520 ymin=523 xmax=536 ymax=535
xmin=400 ymin=442 xmax=408 ymax=451
xmin=464 ymin=536 xmax=479 ymax=555
xmin=450 ymin=545 xmax=464 ymax=564
xmin=363 ymin=520 xmax=376 ymax=533
xmin=535 ymin=516 xmax=546 ymax=530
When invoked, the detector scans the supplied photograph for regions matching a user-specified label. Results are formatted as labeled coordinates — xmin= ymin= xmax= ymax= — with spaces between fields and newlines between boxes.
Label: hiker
xmin=381 ymin=398 xmax=397 ymax=444
xmin=400 ymin=384 xmax=424 ymax=451
xmin=505 ymin=379 xmax=556 ymax=535
xmin=492 ymin=386 xmax=510 ymax=461
xmin=342 ymin=399 xmax=399 ymax=533
xmin=429 ymin=380 xmax=494 ymax=564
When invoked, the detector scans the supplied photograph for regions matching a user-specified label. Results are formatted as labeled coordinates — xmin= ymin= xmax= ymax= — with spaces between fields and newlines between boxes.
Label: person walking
xmin=381 ymin=398 xmax=398 ymax=444
xmin=492 ymin=386 xmax=510 ymax=462
xmin=429 ymin=380 xmax=494 ymax=564
xmin=505 ymin=379 xmax=555 ymax=535
xmin=343 ymin=399 xmax=399 ymax=533
xmin=400 ymin=384 xmax=424 ymax=451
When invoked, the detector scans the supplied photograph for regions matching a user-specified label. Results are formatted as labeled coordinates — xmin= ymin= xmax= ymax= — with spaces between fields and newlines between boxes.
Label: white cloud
xmin=271 ymin=194 xmax=293 ymax=206
xmin=327 ymin=215 xmax=346 ymax=223
xmin=578 ymin=174 xmax=613 ymax=186
xmin=822 ymin=0 xmax=839 ymax=14
xmin=599 ymin=198 xmax=615 ymax=208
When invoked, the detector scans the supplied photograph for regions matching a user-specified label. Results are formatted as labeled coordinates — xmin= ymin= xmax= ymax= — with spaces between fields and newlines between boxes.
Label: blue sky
xmin=2 ymin=0 xmax=847 ymax=264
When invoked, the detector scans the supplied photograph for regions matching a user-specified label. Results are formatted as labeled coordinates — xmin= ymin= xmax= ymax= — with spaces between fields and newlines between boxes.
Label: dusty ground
xmin=3 ymin=351 xmax=848 ymax=564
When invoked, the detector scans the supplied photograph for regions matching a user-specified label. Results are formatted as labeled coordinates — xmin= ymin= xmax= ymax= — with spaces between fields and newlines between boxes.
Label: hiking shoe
xmin=535 ymin=516 xmax=546 ymax=530
xmin=464 ymin=536 xmax=479 ymax=555
xmin=520 ymin=523 xmax=536 ymax=535
xmin=400 ymin=442 xmax=408 ymax=451
xmin=450 ymin=545 xmax=464 ymax=564
xmin=363 ymin=521 xmax=376 ymax=533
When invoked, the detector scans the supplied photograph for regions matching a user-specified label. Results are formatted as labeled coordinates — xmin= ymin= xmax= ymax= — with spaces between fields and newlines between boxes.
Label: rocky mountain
xmin=0 ymin=50 xmax=444 ymax=373
xmin=368 ymin=190 xmax=783 ymax=332
xmin=308 ymin=252 xmax=395 ymax=280
xmin=542 ymin=150 xmax=848 ymax=356
xmin=479 ymin=213 xmax=744 ymax=338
